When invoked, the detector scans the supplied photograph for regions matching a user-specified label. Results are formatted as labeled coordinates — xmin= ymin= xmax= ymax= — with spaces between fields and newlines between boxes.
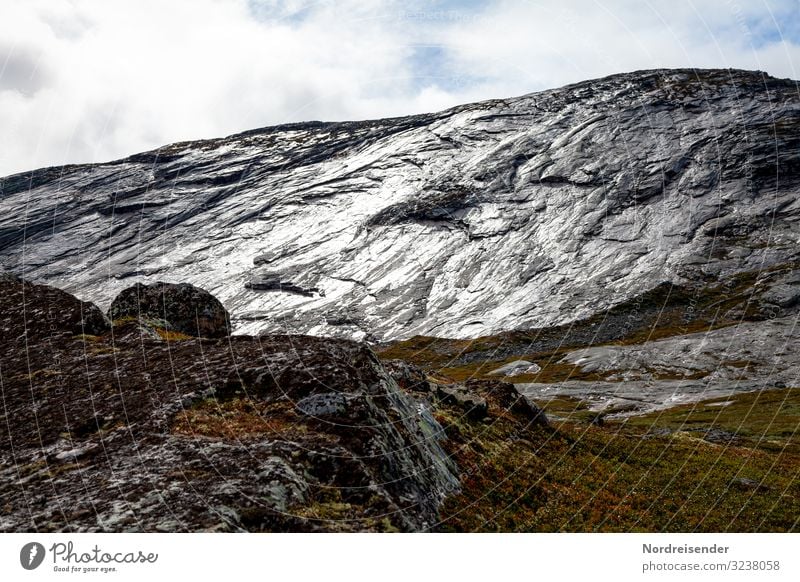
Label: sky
xmin=1 ymin=0 xmax=800 ymax=177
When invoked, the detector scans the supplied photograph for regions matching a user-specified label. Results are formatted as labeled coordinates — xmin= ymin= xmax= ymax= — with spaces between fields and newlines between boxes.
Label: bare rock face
xmin=108 ymin=281 xmax=230 ymax=338
xmin=4 ymin=69 xmax=800 ymax=341
xmin=0 ymin=279 xmax=459 ymax=532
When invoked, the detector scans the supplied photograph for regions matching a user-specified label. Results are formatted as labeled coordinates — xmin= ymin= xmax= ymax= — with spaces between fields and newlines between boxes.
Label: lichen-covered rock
xmin=384 ymin=359 xmax=432 ymax=392
xmin=108 ymin=281 xmax=230 ymax=338
xmin=435 ymin=383 xmax=488 ymax=421
xmin=0 ymin=280 xmax=459 ymax=532
xmin=463 ymin=379 xmax=549 ymax=427
xmin=0 ymin=272 xmax=109 ymax=342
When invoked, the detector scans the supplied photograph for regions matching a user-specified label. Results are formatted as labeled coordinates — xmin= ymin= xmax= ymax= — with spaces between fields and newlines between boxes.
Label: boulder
xmin=383 ymin=359 xmax=432 ymax=392
xmin=487 ymin=360 xmax=542 ymax=377
xmin=0 ymin=273 xmax=109 ymax=341
xmin=108 ymin=282 xmax=230 ymax=338
xmin=435 ymin=384 xmax=488 ymax=421
xmin=463 ymin=379 xmax=549 ymax=426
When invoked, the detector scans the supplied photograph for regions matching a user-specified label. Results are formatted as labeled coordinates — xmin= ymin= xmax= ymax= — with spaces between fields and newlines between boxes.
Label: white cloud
xmin=1 ymin=0 xmax=799 ymax=177
xmin=439 ymin=0 xmax=800 ymax=98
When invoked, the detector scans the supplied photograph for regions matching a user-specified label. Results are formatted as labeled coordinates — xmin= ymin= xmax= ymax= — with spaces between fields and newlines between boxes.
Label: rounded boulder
xmin=108 ymin=282 xmax=230 ymax=338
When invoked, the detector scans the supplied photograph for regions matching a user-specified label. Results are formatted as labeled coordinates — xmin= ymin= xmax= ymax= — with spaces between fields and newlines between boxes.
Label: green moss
xmin=171 ymin=398 xmax=308 ymax=440
xmin=73 ymin=334 xmax=103 ymax=342
xmin=154 ymin=328 xmax=193 ymax=341
xmin=621 ymin=387 xmax=800 ymax=455
xmin=297 ymin=501 xmax=353 ymax=521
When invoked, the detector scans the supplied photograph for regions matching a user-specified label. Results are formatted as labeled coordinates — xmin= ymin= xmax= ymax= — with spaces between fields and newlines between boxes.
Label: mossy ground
xmin=433 ymin=387 xmax=800 ymax=532
xmin=172 ymin=398 xmax=309 ymax=440
xmin=621 ymin=388 xmax=800 ymax=455
xmin=154 ymin=328 xmax=194 ymax=341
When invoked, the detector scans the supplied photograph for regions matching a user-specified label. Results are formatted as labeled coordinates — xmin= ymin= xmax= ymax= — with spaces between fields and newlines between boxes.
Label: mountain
xmin=3 ymin=68 xmax=800 ymax=342
xmin=3 ymin=69 xmax=800 ymax=533
xmin=3 ymin=275 xmax=798 ymax=533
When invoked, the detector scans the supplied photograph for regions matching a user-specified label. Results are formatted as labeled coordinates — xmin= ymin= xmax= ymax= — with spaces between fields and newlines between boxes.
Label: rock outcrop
xmin=3 ymin=69 xmax=800 ymax=341
xmin=0 ymin=279 xmax=461 ymax=532
xmin=487 ymin=360 xmax=542 ymax=377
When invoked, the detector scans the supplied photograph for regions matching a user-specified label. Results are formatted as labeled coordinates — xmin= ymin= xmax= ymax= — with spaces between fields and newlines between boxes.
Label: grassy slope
xmin=433 ymin=387 xmax=800 ymax=532
xmin=377 ymin=268 xmax=786 ymax=383
xmin=376 ymin=269 xmax=800 ymax=531
xmin=134 ymin=269 xmax=799 ymax=531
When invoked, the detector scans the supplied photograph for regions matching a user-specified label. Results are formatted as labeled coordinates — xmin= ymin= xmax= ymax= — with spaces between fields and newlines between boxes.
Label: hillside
xmin=3 ymin=69 xmax=800 ymax=341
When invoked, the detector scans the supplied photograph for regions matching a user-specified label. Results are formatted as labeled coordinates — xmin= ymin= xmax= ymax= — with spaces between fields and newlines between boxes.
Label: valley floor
xmin=433 ymin=386 xmax=799 ymax=532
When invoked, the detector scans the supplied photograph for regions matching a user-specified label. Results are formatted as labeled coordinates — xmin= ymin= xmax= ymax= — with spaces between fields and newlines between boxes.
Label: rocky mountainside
xmin=2 ymin=277 xmax=797 ymax=533
xmin=3 ymin=68 xmax=800 ymax=342
xmin=0 ymin=276 xmax=480 ymax=532
xmin=3 ymin=64 xmax=800 ymax=533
